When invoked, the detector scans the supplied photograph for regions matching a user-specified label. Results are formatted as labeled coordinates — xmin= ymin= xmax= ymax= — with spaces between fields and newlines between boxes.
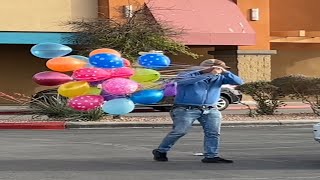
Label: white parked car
xmin=313 ymin=123 xmax=320 ymax=142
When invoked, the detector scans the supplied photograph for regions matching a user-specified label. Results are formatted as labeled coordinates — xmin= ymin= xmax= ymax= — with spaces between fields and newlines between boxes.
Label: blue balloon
xmin=89 ymin=53 xmax=124 ymax=68
xmin=31 ymin=43 xmax=72 ymax=59
xmin=131 ymin=89 xmax=164 ymax=104
xmin=102 ymin=98 xmax=135 ymax=115
xmin=68 ymin=55 xmax=89 ymax=61
xmin=68 ymin=55 xmax=92 ymax=67
xmin=138 ymin=53 xmax=171 ymax=69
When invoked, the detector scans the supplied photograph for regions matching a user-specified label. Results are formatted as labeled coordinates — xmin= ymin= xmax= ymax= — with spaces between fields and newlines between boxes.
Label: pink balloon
xmin=33 ymin=71 xmax=73 ymax=86
xmin=106 ymin=67 xmax=135 ymax=78
xmin=122 ymin=58 xmax=131 ymax=67
xmin=68 ymin=95 xmax=104 ymax=111
xmin=102 ymin=78 xmax=138 ymax=95
xmin=72 ymin=68 xmax=111 ymax=82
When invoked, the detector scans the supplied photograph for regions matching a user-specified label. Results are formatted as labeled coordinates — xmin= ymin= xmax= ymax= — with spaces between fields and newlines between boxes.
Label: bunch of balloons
xmin=31 ymin=43 xmax=175 ymax=115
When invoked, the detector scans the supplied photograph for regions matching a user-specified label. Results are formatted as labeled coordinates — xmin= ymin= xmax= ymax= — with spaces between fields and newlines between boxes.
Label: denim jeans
xmin=157 ymin=106 xmax=222 ymax=158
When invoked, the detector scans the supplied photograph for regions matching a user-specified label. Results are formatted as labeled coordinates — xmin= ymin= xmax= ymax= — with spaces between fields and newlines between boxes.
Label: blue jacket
xmin=174 ymin=70 xmax=244 ymax=106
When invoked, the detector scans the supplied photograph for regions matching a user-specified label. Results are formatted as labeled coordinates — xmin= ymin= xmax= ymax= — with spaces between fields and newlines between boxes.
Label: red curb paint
xmin=0 ymin=122 xmax=66 ymax=130
xmin=280 ymin=106 xmax=310 ymax=109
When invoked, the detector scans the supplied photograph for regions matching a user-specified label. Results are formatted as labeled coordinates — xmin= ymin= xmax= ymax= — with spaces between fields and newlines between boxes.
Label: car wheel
xmin=217 ymin=96 xmax=230 ymax=111
xmin=153 ymin=106 xmax=172 ymax=112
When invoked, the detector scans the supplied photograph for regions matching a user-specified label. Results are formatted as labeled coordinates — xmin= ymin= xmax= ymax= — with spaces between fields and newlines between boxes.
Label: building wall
xmin=0 ymin=0 xmax=98 ymax=32
xmin=270 ymin=0 xmax=320 ymax=79
xmin=270 ymin=0 xmax=320 ymax=31
xmin=169 ymin=46 xmax=240 ymax=75
xmin=271 ymin=43 xmax=320 ymax=79
xmin=108 ymin=0 xmax=144 ymax=19
xmin=0 ymin=45 xmax=52 ymax=104
xmin=237 ymin=54 xmax=271 ymax=81
xmin=169 ymin=46 xmax=215 ymax=65
xmin=236 ymin=0 xmax=270 ymax=50
xmin=98 ymin=0 xmax=144 ymax=19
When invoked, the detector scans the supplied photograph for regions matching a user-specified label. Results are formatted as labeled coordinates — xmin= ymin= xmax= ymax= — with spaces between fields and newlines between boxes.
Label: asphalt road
xmin=1 ymin=126 xmax=320 ymax=180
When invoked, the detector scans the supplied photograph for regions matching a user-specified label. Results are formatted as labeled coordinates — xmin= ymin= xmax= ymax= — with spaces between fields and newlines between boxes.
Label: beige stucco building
xmin=0 ymin=0 xmax=319 ymax=103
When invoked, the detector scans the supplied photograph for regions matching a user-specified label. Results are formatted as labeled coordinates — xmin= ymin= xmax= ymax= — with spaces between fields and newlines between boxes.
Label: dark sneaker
xmin=201 ymin=157 xmax=233 ymax=163
xmin=152 ymin=149 xmax=168 ymax=161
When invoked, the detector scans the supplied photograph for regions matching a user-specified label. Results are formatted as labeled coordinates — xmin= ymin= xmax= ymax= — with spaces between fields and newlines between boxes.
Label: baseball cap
xmin=199 ymin=59 xmax=230 ymax=69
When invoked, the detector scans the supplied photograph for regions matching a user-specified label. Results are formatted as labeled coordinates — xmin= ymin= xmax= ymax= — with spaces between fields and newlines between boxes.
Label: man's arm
xmin=175 ymin=70 xmax=212 ymax=85
xmin=221 ymin=71 xmax=244 ymax=85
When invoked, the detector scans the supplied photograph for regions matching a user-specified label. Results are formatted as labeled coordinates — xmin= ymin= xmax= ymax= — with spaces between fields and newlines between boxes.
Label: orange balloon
xmin=89 ymin=48 xmax=121 ymax=57
xmin=46 ymin=57 xmax=87 ymax=72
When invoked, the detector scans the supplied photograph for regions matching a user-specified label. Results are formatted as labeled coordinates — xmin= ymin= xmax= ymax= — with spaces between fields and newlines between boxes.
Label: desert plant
xmin=239 ymin=101 xmax=256 ymax=117
xmin=236 ymin=81 xmax=286 ymax=115
xmin=0 ymin=91 xmax=105 ymax=121
xmin=272 ymin=75 xmax=320 ymax=116
xmin=67 ymin=5 xmax=199 ymax=60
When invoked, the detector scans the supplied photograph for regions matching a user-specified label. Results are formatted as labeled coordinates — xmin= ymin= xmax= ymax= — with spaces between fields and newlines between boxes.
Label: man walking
xmin=152 ymin=59 xmax=244 ymax=163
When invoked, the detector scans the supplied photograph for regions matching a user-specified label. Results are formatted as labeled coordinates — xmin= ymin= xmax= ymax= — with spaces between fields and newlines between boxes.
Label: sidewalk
xmin=233 ymin=101 xmax=310 ymax=110
xmin=0 ymin=119 xmax=318 ymax=130
xmin=0 ymin=101 xmax=312 ymax=113
xmin=0 ymin=114 xmax=318 ymax=129
xmin=0 ymin=106 xmax=31 ymax=114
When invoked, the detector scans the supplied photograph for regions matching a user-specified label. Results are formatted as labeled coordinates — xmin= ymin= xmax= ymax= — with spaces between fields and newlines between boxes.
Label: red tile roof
xmin=146 ymin=0 xmax=256 ymax=45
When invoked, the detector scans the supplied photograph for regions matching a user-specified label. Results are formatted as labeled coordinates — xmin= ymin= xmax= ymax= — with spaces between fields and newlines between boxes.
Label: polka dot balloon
xmin=105 ymin=67 xmax=135 ymax=79
xmin=72 ymin=67 xmax=112 ymax=82
xmin=138 ymin=53 xmax=171 ymax=69
xmin=89 ymin=53 xmax=124 ymax=68
xmin=102 ymin=78 xmax=138 ymax=95
xmin=68 ymin=95 xmax=104 ymax=111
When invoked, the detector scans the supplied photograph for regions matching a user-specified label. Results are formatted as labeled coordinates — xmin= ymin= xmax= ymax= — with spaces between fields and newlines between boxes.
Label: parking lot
xmin=1 ymin=126 xmax=320 ymax=180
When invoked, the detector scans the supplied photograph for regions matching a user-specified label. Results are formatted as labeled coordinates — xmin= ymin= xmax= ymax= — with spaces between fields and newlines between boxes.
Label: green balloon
xmin=130 ymin=68 xmax=161 ymax=83
xmin=86 ymin=87 xmax=102 ymax=95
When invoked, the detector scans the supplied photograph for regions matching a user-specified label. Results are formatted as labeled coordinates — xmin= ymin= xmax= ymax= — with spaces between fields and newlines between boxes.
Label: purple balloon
xmin=89 ymin=80 xmax=105 ymax=87
xmin=32 ymin=71 xmax=73 ymax=86
xmin=164 ymin=82 xmax=177 ymax=96
xmin=101 ymin=90 xmax=126 ymax=101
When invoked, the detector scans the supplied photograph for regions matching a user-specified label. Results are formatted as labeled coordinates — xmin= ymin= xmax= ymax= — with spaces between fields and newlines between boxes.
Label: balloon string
xmin=131 ymin=63 xmax=204 ymax=69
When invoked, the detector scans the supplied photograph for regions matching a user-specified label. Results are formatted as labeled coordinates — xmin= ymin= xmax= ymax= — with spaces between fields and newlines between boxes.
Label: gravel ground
xmin=0 ymin=113 xmax=319 ymax=122
xmin=100 ymin=113 xmax=320 ymax=122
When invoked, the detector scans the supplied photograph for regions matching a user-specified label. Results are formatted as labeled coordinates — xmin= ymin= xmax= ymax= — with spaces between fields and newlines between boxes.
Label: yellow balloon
xmin=58 ymin=81 xmax=90 ymax=98
xmin=86 ymin=87 xmax=102 ymax=95
xmin=130 ymin=68 xmax=160 ymax=83
xmin=140 ymin=82 xmax=162 ymax=89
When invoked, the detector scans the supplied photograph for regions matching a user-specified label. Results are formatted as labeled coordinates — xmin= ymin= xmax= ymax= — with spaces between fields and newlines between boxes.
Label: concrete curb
xmin=66 ymin=120 xmax=320 ymax=129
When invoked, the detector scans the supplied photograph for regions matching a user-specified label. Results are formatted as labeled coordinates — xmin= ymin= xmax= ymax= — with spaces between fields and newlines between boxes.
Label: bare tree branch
xmin=66 ymin=5 xmax=199 ymax=60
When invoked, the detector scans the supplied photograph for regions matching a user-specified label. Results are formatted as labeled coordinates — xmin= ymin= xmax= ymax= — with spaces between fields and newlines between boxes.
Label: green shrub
xmin=272 ymin=75 xmax=320 ymax=116
xmin=236 ymin=81 xmax=286 ymax=115
xmin=30 ymin=94 xmax=105 ymax=121
xmin=0 ymin=91 xmax=105 ymax=121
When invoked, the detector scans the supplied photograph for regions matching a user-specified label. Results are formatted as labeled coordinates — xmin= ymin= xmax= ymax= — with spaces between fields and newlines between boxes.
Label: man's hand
xmin=199 ymin=67 xmax=214 ymax=74
xmin=210 ymin=66 xmax=227 ymax=74
xmin=200 ymin=66 xmax=228 ymax=74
